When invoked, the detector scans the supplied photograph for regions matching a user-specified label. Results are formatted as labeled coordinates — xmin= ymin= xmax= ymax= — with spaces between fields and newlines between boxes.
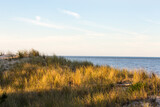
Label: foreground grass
xmin=0 ymin=52 xmax=160 ymax=107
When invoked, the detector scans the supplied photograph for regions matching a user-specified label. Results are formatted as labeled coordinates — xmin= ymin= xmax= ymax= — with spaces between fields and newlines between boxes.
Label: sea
xmin=64 ymin=56 xmax=160 ymax=74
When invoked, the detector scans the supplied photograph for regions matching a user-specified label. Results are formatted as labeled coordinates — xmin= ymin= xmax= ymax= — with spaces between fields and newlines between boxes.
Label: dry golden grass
xmin=0 ymin=53 xmax=159 ymax=107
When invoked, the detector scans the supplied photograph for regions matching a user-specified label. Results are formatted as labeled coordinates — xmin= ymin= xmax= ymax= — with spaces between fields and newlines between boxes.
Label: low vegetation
xmin=17 ymin=49 xmax=40 ymax=58
xmin=0 ymin=52 xmax=4 ymax=56
xmin=0 ymin=50 xmax=160 ymax=107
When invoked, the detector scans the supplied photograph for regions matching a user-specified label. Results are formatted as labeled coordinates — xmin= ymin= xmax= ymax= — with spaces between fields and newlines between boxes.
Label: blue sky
xmin=0 ymin=0 xmax=160 ymax=56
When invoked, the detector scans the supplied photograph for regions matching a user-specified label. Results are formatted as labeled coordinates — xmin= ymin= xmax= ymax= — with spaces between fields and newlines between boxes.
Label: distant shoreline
xmin=63 ymin=56 xmax=160 ymax=59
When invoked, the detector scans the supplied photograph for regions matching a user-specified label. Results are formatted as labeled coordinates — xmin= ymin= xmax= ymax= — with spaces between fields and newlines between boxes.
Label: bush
xmin=29 ymin=49 xmax=40 ymax=57
xmin=17 ymin=49 xmax=40 ymax=58
xmin=128 ymin=82 xmax=144 ymax=93
xmin=17 ymin=50 xmax=29 ymax=58
xmin=0 ymin=52 xmax=4 ymax=56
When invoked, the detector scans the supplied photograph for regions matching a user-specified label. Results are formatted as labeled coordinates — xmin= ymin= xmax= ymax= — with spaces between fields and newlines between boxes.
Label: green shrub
xmin=45 ymin=55 xmax=93 ymax=70
xmin=128 ymin=82 xmax=144 ymax=93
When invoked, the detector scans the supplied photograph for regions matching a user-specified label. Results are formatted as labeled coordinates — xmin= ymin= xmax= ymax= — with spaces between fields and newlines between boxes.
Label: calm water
xmin=64 ymin=56 xmax=160 ymax=74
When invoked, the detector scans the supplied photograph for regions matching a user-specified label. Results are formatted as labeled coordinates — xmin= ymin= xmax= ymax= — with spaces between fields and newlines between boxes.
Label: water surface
xmin=65 ymin=56 xmax=160 ymax=74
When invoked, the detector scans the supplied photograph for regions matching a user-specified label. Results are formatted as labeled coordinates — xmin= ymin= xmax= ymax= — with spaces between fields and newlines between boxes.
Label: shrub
xmin=17 ymin=49 xmax=40 ymax=58
xmin=17 ymin=50 xmax=29 ymax=58
xmin=29 ymin=49 xmax=40 ymax=57
xmin=128 ymin=82 xmax=144 ymax=93
xmin=0 ymin=52 xmax=4 ymax=56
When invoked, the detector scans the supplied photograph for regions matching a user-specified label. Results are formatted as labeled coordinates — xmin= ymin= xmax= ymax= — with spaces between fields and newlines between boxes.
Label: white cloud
xmin=14 ymin=17 xmax=98 ymax=34
xmin=36 ymin=16 xmax=41 ymax=21
xmin=14 ymin=16 xmax=150 ymax=39
xmin=61 ymin=9 xmax=80 ymax=19
xmin=15 ymin=17 xmax=65 ymax=29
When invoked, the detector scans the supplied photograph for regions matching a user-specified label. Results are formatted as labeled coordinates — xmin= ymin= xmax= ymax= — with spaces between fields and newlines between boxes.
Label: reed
xmin=0 ymin=50 xmax=159 ymax=107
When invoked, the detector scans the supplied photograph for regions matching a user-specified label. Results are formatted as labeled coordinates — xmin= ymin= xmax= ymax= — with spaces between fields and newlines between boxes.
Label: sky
xmin=0 ymin=0 xmax=160 ymax=57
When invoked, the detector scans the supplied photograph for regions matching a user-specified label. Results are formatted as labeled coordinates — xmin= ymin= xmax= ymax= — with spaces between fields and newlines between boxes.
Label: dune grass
xmin=0 ymin=50 xmax=160 ymax=107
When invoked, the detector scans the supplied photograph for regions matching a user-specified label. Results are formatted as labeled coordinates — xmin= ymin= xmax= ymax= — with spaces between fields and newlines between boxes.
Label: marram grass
xmin=0 ymin=51 xmax=160 ymax=107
